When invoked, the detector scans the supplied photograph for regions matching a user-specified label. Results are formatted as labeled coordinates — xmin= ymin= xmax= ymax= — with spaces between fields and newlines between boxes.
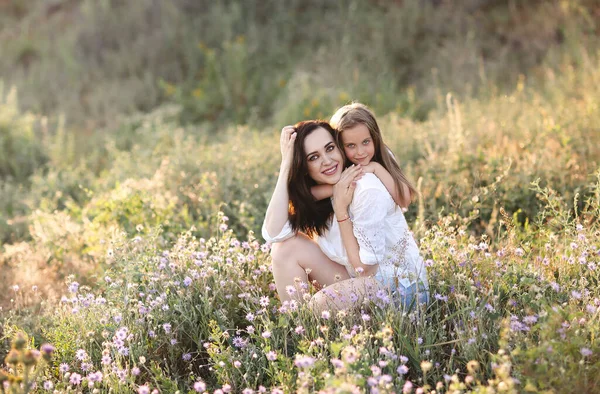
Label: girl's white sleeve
xmin=261 ymin=220 xmax=295 ymax=243
xmin=350 ymin=188 xmax=388 ymax=266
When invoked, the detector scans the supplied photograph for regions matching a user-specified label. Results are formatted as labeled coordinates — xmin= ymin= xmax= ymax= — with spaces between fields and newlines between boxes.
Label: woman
xmin=262 ymin=120 xmax=428 ymax=312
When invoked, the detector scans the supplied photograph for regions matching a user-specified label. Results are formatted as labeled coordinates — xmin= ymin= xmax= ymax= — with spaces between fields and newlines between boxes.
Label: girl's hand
xmin=332 ymin=165 xmax=363 ymax=217
xmin=279 ymin=125 xmax=297 ymax=170
xmin=361 ymin=162 xmax=377 ymax=174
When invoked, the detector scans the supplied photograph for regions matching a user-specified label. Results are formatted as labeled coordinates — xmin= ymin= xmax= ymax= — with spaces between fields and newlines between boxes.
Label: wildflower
xmin=295 ymin=326 xmax=305 ymax=335
xmin=163 ymin=323 xmax=172 ymax=333
xmin=523 ymin=315 xmax=538 ymax=325
xmin=232 ymin=336 xmax=248 ymax=349
xmin=331 ymin=358 xmax=344 ymax=369
xmin=246 ymin=312 xmax=255 ymax=321
xmin=421 ymin=361 xmax=433 ymax=373
xmin=59 ymin=363 xmax=70 ymax=373
xmin=581 ymin=348 xmax=593 ymax=357
xmin=321 ymin=310 xmax=331 ymax=320
xmin=434 ymin=293 xmax=448 ymax=302
xmin=132 ymin=367 xmax=141 ymax=376
xmin=294 ymin=355 xmax=316 ymax=368
xmin=285 ymin=286 xmax=296 ymax=296
xmin=182 ymin=353 xmax=192 ymax=362
xmin=43 ymin=381 xmax=54 ymax=390
xmin=170 ymin=338 xmax=178 ymax=345
xmin=69 ymin=282 xmax=80 ymax=293
xmin=40 ymin=343 xmax=55 ymax=359
xmin=397 ymin=365 xmax=409 ymax=375
xmin=399 ymin=355 xmax=409 ymax=364
xmin=403 ymin=380 xmax=413 ymax=393
xmin=183 ymin=277 xmax=193 ymax=287
xmin=572 ymin=290 xmax=582 ymax=300
xmin=371 ymin=365 xmax=382 ymax=376
xmin=101 ymin=355 xmax=112 ymax=365
xmin=262 ymin=331 xmax=271 ymax=339
xmin=266 ymin=351 xmax=277 ymax=361
xmin=417 ymin=337 xmax=423 ymax=345
xmin=89 ymin=371 xmax=103 ymax=382
xmin=194 ymin=381 xmax=207 ymax=392
xmin=69 ymin=373 xmax=82 ymax=385
xmin=149 ymin=330 xmax=156 ymax=338
xmin=12 ymin=285 xmax=19 ymax=292
xmin=234 ymin=360 xmax=242 ymax=368
xmin=467 ymin=360 xmax=480 ymax=374
xmin=586 ymin=304 xmax=597 ymax=314
xmin=260 ymin=296 xmax=270 ymax=307
xmin=341 ymin=346 xmax=358 ymax=363
xmin=514 ymin=248 xmax=524 ymax=256
xmin=138 ymin=385 xmax=151 ymax=394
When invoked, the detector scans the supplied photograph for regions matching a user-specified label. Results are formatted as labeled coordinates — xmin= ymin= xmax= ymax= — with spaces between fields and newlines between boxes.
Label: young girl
xmin=312 ymin=103 xmax=417 ymax=209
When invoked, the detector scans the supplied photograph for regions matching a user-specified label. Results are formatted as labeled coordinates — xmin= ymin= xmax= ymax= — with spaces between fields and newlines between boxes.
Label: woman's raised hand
xmin=279 ymin=125 xmax=297 ymax=170
xmin=332 ymin=165 xmax=363 ymax=217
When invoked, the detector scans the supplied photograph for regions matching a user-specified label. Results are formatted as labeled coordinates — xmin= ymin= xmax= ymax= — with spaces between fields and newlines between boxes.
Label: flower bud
xmin=13 ymin=333 xmax=27 ymax=351
xmin=22 ymin=350 xmax=38 ymax=366
xmin=5 ymin=349 xmax=20 ymax=365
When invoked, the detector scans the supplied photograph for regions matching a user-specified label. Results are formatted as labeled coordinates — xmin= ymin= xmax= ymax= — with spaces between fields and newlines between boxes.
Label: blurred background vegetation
xmin=0 ymin=0 xmax=599 ymax=306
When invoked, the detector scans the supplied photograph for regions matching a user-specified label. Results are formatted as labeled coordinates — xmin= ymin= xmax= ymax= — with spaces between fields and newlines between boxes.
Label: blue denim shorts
xmin=375 ymin=274 xmax=429 ymax=309
xmin=393 ymin=281 xmax=429 ymax=309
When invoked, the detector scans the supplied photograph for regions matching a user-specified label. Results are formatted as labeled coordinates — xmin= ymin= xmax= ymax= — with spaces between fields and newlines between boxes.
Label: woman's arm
xmin=311 ymin=184 xmax=334 ymax=201
xmin=363 ymin=162 xmax=411 ymax=209
xmin=332 ymin=167 xmax=378 ymax=276
xmin=263 ymin=126 xmax=296 ymax=238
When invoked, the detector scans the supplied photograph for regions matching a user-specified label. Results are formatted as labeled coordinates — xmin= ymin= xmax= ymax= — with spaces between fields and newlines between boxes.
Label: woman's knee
xmin=270 ymin=235 xmax=302 ymax=267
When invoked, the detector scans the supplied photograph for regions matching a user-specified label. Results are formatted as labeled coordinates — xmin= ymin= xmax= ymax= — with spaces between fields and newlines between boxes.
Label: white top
xmin=262 ymin=173 xmax=429 ymax=290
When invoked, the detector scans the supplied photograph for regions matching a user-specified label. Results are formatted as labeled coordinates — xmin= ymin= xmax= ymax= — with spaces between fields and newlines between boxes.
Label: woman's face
xmin=340 ymin=123 xmax=375 ymax=166
xmin=303 ymin=127 xmax=344 ymax=185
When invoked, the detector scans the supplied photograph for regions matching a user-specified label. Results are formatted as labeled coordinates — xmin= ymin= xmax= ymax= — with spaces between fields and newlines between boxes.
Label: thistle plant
xmin=1 ymin=333 xmax=54 ymax=394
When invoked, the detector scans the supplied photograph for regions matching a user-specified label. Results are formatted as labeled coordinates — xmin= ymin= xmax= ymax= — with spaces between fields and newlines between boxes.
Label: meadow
xmin=1 ymin=1 xmax=600 ymax=393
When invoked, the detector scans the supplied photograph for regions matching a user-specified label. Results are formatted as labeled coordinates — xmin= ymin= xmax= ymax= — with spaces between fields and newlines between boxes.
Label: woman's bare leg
xmin=270 ymin=233 xmax=351 ymax=302
xmin=309 ymin=276 xmax=384 ymax=314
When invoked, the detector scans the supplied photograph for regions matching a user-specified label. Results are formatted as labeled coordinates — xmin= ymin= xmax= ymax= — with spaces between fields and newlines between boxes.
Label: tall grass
xmin=0 ymin=0 xmax=597 ymax=128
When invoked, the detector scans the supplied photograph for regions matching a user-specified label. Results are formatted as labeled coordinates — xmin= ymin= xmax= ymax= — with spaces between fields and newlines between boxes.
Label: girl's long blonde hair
xmin=330 ymin=103 xmax=417 ymax=203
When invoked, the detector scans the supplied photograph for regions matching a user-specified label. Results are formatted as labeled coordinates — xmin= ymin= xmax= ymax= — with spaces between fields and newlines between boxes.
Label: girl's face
xmin=340 ymin=123 xmax=375 ymax=166
xmin=303 ymin=127 xmax=344 ymax=185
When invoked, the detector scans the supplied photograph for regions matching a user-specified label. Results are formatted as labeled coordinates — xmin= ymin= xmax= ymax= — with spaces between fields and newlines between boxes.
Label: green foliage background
xmin=1 ymin=0 xmax=600 ymax=390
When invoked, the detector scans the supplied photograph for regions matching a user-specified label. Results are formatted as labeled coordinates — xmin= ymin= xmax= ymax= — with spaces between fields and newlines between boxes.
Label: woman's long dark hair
xmin=288 ymin=121 xmax=338 ymax=238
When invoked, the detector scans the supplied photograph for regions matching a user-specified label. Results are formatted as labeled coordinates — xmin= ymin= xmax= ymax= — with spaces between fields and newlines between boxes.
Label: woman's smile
xmin=322 ymin=164 xmax=338 ymax=176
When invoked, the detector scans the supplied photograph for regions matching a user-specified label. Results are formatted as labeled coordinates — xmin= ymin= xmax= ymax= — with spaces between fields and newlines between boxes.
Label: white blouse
xmin=262 ymin=173 xmax=429 ymax=291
